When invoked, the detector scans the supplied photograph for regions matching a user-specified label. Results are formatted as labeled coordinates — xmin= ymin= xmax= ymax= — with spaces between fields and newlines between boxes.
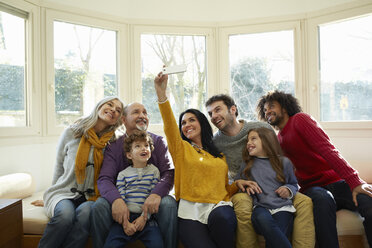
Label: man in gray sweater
xmin=206 ymin=94 xmax=315 ymax=248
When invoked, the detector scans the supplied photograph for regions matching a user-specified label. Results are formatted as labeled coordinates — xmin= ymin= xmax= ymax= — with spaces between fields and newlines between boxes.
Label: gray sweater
xmin=213 ymin=120 xmax=272 ymax=182
xmin=43 ymin=127 xmax=95 ymax=218
xmin=248 ymin=157 xmax=298 ymax=209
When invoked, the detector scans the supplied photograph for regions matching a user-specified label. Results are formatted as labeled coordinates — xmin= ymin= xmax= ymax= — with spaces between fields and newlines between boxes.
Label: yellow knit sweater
xmin=159 ymin=100 xmax=238 ymax=203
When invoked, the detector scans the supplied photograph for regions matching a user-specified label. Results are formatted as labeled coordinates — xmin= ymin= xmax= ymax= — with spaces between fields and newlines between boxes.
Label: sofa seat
xmin=1 ymin=172 xmax=370 ymax=248
xmin=22 ymin=191 xmax=48 ymax=235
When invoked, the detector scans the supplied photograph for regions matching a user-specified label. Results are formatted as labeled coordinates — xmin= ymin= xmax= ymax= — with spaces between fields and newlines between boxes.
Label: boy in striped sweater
xmin=104 ymin=130 xmax=163 ymax=248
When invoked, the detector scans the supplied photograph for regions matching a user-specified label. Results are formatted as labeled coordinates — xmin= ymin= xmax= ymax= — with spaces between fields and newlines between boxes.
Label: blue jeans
xmin=251 ymin=206 xmax=293 ymax=248
xmin=91 ymin=196 xmax=178 ymax=248
xmin=104 ymin=213 xmax=164 ymax=248
xmin=178 ymin=205 xmax=237 ymax=248
xmin=305 ymin=180 xmax=372 ymax=248
xmin=38 ymin=199 xmax=93 ymax=248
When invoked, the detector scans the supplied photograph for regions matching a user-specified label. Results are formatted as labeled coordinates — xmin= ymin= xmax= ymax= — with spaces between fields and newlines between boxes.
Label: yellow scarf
xmin=75 ymin=128 xmax=114 ymax=201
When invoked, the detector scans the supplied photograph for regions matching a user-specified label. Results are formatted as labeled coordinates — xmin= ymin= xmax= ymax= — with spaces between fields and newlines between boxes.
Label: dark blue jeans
xmin=305 ymin=180 xmax=372 ymax=248
xmin=103 ymin=213 xmax=164 ymax=248
xmin=178 ymin=205 xmax=237 ymax=248
xmin=91 ymin=196 xmax=178 ymax=248
xmin=251 ymin=206 xmax=293 ymax=248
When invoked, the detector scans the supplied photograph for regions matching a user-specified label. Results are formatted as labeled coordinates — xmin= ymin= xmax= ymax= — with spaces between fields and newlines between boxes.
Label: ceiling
xmin=43 ymin=0 xmax=365 ymax=22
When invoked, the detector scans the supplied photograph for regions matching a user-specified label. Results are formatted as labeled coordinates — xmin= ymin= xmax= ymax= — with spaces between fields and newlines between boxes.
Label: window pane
xmin=319 ymin=15 xmax=372 ymax=121
xmin=141 ymin=34 xmax=207 ymax=124
xmin=0 ymin=11 xmax=26 ymax=127
xmin=54 ymin=21 xmax=117 ymax=126
xmin=229 ymin=31 xmax=295 ymax=120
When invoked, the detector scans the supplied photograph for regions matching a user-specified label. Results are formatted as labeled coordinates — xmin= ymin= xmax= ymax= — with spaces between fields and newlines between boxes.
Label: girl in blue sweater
xmin=241 ymin=127 xmax=298 ymax=248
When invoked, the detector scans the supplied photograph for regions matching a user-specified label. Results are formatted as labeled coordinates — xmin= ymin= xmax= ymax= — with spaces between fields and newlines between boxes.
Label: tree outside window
xmin=141 ymin=34 xmax=207 ymax=124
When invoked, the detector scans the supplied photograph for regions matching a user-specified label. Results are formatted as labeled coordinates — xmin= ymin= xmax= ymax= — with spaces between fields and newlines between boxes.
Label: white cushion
xmin=0 ymin=173 xmax=35 ymax=199
xmin=22 ymin=191 xmax=49 ymax=235
xmin=336 ymin=209 xmax=364 ymax=235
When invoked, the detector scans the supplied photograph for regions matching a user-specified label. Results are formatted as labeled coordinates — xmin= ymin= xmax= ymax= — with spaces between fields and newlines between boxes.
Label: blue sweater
xmin=240 ymin=157 xmax=298 ymax=209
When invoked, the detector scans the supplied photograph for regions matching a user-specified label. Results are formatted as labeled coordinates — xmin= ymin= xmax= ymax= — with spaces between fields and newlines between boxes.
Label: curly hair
xmin=256 ymin=91 xmax=302 ymax=121
xmin=205 ymin=94 xmax=238 ymax=117
xmin=242 ymin=127 xmax=285 ymax=183
xmin=123 ymin=130 xmax=154 ymax=164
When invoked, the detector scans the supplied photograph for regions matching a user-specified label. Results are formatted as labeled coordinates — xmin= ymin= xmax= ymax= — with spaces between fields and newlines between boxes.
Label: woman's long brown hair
xmin=242 ymin=127 xmax=285 ymax=183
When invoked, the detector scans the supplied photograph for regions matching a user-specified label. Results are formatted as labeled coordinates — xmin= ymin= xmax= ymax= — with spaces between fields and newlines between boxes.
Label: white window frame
xmin=307 ymin=5 xmax=372 ymax=132
xmin=132 ymin=25 xmax=216 ymax=134
xmin=44 ymin=9 xmax=128 ymax=136
xmin=0 ymin=0 xmax=41 ymax=138
xmin=218 ymin=21 xmax=305 ymax=111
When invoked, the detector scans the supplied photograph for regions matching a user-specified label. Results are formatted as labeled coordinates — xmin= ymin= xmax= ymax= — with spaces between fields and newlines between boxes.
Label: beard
xmin=136 ymin=123 xmax=148 ymax=131
xmin=267 ymin=112 xmax=284 ymax=127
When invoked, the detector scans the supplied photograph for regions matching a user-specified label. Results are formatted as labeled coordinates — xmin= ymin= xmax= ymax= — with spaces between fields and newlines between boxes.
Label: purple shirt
xmin=97 ymin=132 xmax=175 ymax=204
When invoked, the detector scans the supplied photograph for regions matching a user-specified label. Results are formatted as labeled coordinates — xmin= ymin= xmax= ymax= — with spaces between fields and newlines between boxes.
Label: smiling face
xmin=181 ymin=112 xmax=202 ymax=145
xmin=263 ymin=100 xmax=288 ymax=129
xmin=206 ymin=100 xmax=236 ymax=132
xmin=126 ymin=140 xmax=152 ymax=167
xmin=123 ymin=103 xmax=149 ymax=134
xmin=246 ymin=131 xmax=266 ymax=157
xmin=97 ymin=99 xmax=122 ymax=127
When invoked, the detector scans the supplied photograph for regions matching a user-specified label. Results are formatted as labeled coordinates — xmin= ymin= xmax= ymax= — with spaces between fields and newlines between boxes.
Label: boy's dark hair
xmin=123 ymin=130 xmax=154 ymax=164
xmin=205 ymin=94 xmax=238 ymax=117
xmin=257 ymin=91 xmax=302 ymax=121
xmin=179 ymin=108 xmax=223 ymax=158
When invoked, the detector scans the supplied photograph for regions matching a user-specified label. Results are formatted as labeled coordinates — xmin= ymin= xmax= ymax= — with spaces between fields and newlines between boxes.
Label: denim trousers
xmin=91 ymin=195 xmax=178 ymax=248
xmin=103 ymin=213 xmax=164 ymax=248
xmin=251 ymin=206 xmax=294 ymax=248
xmin=305 ymin=180 xmax=372 ymax=248
xmin=178 ymin=205 xmax=237 ymax=248
xmin=38 ymin=199 xmax=93 ymax=248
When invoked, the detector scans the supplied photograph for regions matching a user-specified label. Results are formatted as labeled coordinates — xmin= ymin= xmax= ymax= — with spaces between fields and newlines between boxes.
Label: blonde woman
xmin=38 ymin=96 xmax=124 ymax=248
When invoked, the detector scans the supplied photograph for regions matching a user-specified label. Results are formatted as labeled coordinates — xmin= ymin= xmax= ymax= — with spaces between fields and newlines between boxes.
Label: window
xmin=229 ymin=30 xmax=295 ymax=120
xmin=141 ymin=34 xmax=207 ymax=124
xmin=319 ymin=14 xmax=372 ymax=121
xmin=53 ymin=21 xmax=118 ymax=126
xmin=0 ymin=8 xmax=27 ymax=127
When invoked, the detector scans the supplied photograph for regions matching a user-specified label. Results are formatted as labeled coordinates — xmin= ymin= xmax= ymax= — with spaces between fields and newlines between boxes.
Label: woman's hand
xmin=235 ymin=179 xmax=262 ymax=195
xmin=154 ymin=70 xmax=168 ymax=102
xmin=31 ymin=200 xmax=44 ymax=207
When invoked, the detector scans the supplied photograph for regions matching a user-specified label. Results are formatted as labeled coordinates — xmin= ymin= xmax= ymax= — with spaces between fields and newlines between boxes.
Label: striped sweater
xmin=116 ymin=164 xmax=160 ymax=213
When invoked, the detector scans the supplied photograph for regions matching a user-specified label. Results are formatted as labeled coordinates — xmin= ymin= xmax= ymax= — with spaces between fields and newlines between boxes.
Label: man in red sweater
xmin=256 ymin=91 xmax=372 ymax=248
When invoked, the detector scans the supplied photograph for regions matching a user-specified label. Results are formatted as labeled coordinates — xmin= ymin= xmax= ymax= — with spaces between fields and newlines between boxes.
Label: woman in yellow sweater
xmin=154 ymin=71 xmax=249 ymax=248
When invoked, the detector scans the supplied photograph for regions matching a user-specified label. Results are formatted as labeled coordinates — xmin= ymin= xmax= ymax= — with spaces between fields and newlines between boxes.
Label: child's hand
xmin=275 ymin=186 xmax=291 ymax=199
xmin=235 ymin=179 xmax=262 ymax=195
xmin=123 ymin=220 xmax=136 ymax=236
xmin=133 ymin=215 xmax=147 ymax=231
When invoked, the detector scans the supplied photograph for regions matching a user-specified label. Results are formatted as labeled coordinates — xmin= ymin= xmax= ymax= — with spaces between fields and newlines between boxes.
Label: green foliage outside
xmin=1 ymin=63 xmax=372 ymax=122
xmin=0 ymin=64 xmax=116 ymax=115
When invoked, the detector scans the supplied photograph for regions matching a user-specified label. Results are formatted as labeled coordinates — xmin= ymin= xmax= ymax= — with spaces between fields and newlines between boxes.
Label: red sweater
xmin=278 ymin=113 xmax=365 ymax=192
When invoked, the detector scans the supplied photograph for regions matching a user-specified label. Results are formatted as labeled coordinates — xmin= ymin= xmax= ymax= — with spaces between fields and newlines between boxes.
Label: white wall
xmin=0 ymin=140 xmax=58 ymax=191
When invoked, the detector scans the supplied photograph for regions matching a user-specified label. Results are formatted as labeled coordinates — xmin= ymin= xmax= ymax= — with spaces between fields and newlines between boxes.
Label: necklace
xmin=191 ymin=142 xmax=207 ymax=157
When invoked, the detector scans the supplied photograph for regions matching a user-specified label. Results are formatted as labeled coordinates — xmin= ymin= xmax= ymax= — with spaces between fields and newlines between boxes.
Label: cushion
xmin=336 ymin=209 xmax=364 ymax=235
xmin=0 ymin=173 xmax=35 ymax=199
xmin=22 ymin=191 xmax=49 ymax=234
